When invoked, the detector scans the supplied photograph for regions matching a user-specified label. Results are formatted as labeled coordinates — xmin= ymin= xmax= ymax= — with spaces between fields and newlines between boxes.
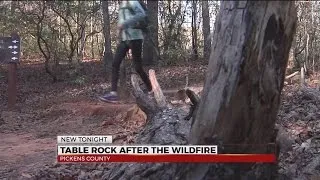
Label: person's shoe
xmin=99 ymin=92 xmax=119 ymax=103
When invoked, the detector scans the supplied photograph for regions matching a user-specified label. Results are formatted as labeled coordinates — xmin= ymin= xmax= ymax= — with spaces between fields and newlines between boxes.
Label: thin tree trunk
xmin=311 ymin=2 xmax=315 ymax=73
xmin=10 ymin=1 xmax=17 ymax=31
xmin=96 ymin=22 xmax=100 ymax=61
xmin=143 ymin=0 xmax=158 ymax=65
xmin=36 ymin=2 xmax=57 ymax=82
xmin=102 ymin=0 xmax=113 ymax=77
xmin=191 ymin=0 xmax=198 ymax=60
xmin=202 ymin=0 xmax=211 ymax=61
xmin=79 ymin=29 xmax=86 ymax=62
xmin=162 ymin=1 xmax=182 ymax=55
xmin=76 ymin=1 xmax=80 ymax=56
xmin=90 ymin=13 xmax=94 ymax=59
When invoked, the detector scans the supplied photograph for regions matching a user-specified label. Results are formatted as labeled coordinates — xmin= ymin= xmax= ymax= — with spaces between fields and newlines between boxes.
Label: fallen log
xmin=285 ymin=71 xmax=299 ymax=80
xmin=104 ymin=71 xmax=276 ymax=180
xmin=104 ymin=72 xmax=191 ymax=180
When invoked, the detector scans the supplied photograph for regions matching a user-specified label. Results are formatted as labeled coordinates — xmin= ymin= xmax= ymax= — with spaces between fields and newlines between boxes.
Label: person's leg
xmin=111 ymin=41 xmax=129 ymax=92
xmin=130 ymin=39 xmax=152 ymax=92
xmin=100 ymin=41 xmax=129 ymax=102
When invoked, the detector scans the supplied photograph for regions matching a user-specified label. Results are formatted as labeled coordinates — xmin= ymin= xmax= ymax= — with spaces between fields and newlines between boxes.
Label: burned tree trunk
xmin=191 ymin=0 xmax=297 ymax=150
xmin=105 ymin=1 xmax=297 ymax=180
xmin=181 ymin=1 xmax=297 ymax=179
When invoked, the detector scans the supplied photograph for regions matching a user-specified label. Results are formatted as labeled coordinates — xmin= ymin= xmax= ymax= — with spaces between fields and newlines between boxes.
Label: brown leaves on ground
xmin=156 ymin=64 xmax=206 ymax=89
xmin=2 ymin=61 xmax=319 ymax=179
xmin=277 ymin=84 xmax=320 ymax=179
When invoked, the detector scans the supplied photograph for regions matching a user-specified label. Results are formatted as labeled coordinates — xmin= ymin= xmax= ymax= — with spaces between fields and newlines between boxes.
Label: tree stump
xmin=104 ymin=1 xmax=297 ymax=180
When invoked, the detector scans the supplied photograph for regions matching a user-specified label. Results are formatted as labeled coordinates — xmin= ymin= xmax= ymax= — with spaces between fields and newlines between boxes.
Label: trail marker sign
xmin=0 ymin=33 xmax=21 ymax=110
xmin=0 ymin=34 xmax=21 ymax=64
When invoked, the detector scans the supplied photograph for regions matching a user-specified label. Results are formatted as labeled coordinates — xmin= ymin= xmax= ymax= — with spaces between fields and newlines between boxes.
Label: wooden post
xmin=7 ymin=32 xmax=20 ymax=110
xmin=7 ymin=62 xmax=17 ymax=110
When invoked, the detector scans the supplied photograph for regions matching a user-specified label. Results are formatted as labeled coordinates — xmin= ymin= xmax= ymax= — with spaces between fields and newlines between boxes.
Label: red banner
xmin=57 ymin=154 xmax=276 ymax=163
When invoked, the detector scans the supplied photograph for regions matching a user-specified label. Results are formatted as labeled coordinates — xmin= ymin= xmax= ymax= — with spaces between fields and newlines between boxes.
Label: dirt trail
xmin=0 ymin=100 xmax=143 ymax=179
xmin=0 ymin=62 xmax=207 ymax=179
xmin=0 ymin=84 xmax=201 ymax=179
xmin=0 ymin=133 xmax=55 ymax=179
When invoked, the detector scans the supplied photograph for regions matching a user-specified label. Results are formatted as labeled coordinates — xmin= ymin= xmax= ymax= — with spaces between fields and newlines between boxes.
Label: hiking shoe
xmin=99 ymin=92 xmax=119 ymax=103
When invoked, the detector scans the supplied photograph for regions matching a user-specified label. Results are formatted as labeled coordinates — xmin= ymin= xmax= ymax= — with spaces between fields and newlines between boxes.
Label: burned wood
xmin=103 ymin=1 xmax=297 ymax=180
xmin=104 ymin=107 xmax=191 ymax=180
xmin=184 ymin=89 xmax=200 ymax=123
xmin=175 ymin=89 xmax=187 ymax=101
xmin=130 ymin=69 xmax=168 ymax=116
xmin=131 ymin=74 xmax=159 ymax=115
xmin=285 ymin=71 xmax=299 ymax=80
xmin=185 ymin=89 xmax=200 ymax=106
xmin=184 ymin=105 xmax=195 ymax=121
xmin=149 ymin=69 xmax=166 ymax=108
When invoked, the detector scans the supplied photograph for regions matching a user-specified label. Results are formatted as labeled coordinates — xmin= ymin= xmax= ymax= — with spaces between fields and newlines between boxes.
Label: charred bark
xmin=190 ymin=0 xmax=296 ymax=149
xmin=105 ymin=1 xmax=297 ymax=180
xmin=184 ymin=89 xmax=200 ymax=123
xmin=104 ymin=71 xmax=191 ymax=180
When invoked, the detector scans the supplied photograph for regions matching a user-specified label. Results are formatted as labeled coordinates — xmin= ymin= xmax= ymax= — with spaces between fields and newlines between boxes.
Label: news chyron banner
xmin=57 ymin=136 xmax=276 ymax=163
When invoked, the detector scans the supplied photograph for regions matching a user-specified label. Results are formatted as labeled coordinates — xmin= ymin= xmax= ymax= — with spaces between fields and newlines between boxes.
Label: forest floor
xmin=0 ymin=61 xmax=319 ymax=180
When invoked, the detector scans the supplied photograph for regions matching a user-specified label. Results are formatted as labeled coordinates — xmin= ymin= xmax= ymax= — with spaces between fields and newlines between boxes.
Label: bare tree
xmin=49 ymin=1 xmax=99 ymax=65
xmin=102 ymin=0 xmax=113 ymax=75
xmin=292 ymin=2 xmax=320 ymax=75
xmin=191 ymin=0 xmax=198 ymax=60
xmin=35 ymin=2 xmax=57 ymax=82
xmin=143 ymin=0 xmax=158 ymax=65
xmin=202 ymin=0 xmax=211 ymax=60
xmin=160 ymin=0 xmax=188 ymax=62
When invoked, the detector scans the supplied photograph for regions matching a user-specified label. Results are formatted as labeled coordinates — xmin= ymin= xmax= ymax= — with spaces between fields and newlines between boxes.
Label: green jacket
xmin=118 ymin=1 xmax=145 ymax=41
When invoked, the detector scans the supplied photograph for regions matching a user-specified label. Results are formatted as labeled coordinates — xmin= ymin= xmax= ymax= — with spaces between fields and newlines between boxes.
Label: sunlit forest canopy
xmin=0 ymin=0 xmax=220 ymax=66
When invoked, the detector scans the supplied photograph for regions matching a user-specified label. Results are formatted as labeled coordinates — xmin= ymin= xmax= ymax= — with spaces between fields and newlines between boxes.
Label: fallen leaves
xmin=277 ymin=84 xmax=320 ymax=179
